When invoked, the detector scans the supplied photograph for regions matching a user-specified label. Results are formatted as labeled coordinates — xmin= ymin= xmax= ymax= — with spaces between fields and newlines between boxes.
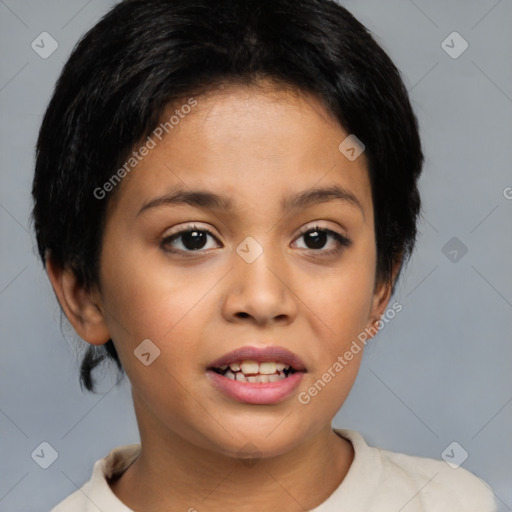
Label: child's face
xmin=92 ymin=82 xmax=391 ymax=458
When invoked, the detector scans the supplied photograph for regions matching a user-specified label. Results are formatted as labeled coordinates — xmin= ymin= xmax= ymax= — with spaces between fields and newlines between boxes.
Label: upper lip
xmin=207 ymin=345 xmax=307 ymax=372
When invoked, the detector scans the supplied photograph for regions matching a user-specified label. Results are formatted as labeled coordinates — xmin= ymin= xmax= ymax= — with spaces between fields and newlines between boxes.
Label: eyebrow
xmin=137 ymin=184 xmax=364 ymax=218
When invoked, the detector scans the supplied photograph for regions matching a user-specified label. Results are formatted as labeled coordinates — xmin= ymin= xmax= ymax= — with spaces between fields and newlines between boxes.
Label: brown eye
xmin=161 ymin=225 xmax=220 ymax=253
xmin=293 ymin=225 xmax=352 ymax=256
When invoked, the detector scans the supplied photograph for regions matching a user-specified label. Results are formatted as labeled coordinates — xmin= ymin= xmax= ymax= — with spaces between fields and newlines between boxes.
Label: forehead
xmin=107 ymin=82 xmax=373 ymax=221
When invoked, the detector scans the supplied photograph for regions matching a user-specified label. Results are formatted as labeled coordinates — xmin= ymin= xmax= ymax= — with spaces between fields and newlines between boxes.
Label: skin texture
xmin=47 ymin=81 xmax=399 ymax=511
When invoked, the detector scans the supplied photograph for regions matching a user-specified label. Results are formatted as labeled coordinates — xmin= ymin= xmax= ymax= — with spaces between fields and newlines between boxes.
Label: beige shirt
xmin=51 ymin=429 xmax=497 ymax=511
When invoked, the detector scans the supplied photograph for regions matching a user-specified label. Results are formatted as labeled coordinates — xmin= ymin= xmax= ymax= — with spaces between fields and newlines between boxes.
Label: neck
xmin=110 ymin=397 xmax=354 ymax=511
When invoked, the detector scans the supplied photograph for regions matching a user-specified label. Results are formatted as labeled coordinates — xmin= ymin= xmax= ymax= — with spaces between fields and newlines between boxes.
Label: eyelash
xmin=161 ymin=223 xmax=352 ymax=257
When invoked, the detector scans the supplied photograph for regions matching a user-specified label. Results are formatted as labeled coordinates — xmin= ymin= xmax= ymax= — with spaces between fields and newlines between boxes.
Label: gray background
xmin=0 ymin=0 xmax=511 ymax=510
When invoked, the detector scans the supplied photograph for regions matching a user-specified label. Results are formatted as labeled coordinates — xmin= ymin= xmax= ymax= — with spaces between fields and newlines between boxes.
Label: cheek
xmin=98 ymin=249 xmax=229 ymax=450
xmin=307 ymin=242 xmax=377 ymax=345
xmin=294 ymin=252 xmax=376 ymax=422
xmin=99 ymin=258 xmax=207 ymax=423
xmin=99 ymin=244 xmax=220 ymax=366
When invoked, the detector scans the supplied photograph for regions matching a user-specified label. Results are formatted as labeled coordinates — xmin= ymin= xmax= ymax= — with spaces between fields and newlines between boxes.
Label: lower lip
xmin=206 ymin=370 xmax=304 ymax=405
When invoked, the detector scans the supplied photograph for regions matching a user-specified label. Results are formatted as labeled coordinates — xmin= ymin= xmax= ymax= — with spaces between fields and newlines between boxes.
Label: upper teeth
xmin=219 ymin=360 xmax=289 ymax=375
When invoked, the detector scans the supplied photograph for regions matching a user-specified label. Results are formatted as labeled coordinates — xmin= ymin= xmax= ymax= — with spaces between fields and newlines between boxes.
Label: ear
xmin=365 ymin=258 xmax=402 ymax=339
xmin=45 ymin=255 xmax=111 ymax=345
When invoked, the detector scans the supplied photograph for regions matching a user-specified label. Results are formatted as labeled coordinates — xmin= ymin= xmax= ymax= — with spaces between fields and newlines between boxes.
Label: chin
xmin=198 ymin=416 xmax=319 ymax=461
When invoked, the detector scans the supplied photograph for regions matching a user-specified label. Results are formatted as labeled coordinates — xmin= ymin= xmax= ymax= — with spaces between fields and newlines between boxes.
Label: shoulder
xmin=334 ymin=429 xmax=497 ymax=512
xmin=50 ymin=444 xmax=140 ymax=512
xmin=381 ymin=446 xmax=497 ymax=510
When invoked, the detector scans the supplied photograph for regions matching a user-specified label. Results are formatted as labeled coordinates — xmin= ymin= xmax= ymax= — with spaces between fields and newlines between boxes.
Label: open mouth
xmin=206 ymin=347 xmax=306 ymax=404
xmin=210 ymin=360 xmax=298 ymax=384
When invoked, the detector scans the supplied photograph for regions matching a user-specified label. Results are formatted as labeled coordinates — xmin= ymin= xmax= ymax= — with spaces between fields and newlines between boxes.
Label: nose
xmin=222 ymin=240 xmax=298 ymax=326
